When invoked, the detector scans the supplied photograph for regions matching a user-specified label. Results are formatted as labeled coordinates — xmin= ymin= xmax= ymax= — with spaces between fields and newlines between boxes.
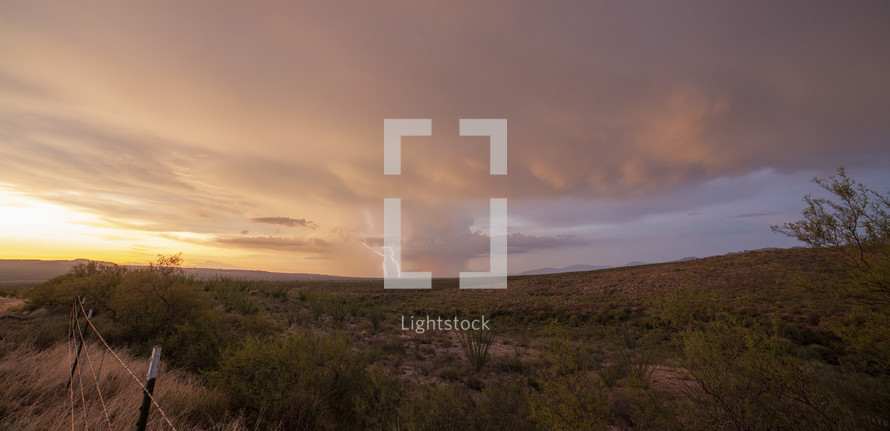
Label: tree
xmin=772 ymin=166 xmax=890 ymax=304
xmin=773 ymin=167 xmax=890 ymax=376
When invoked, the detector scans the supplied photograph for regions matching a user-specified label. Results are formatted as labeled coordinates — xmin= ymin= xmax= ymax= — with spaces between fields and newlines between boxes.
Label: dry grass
xmin=0 ymin=341 xmax=246 ymax=431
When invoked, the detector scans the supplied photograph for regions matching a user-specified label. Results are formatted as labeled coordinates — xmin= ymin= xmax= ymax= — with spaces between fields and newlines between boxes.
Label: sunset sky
xmin=2 ymin=1 xmax=889 ymax=277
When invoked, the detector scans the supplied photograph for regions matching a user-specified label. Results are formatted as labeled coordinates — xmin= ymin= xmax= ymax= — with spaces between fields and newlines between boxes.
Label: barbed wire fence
xmin=67 ymin=297 xmax=178 ymax=430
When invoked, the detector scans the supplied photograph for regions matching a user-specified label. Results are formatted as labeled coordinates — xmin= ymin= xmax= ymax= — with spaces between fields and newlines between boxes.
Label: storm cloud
xmin=1 ymin=1 xmax=889 ymax=276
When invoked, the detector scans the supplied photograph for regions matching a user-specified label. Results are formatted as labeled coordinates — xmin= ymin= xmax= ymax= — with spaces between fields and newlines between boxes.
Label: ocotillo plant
xmin=455 ymin=328 xmax=494 ymax=371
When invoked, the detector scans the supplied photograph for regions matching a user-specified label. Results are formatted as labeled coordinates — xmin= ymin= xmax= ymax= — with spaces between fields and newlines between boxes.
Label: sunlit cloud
xmin=250 ymin=217 xmax=317 ymax=229
xmin=1 ymin=2 xmax=889 ymax=276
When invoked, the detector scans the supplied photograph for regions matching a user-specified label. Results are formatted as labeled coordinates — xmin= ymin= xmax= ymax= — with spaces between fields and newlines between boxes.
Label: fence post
xmin=136 ymin=346 xmax=162 ymax=431
xmin=67 ymin=307 xmax=93 ymax=389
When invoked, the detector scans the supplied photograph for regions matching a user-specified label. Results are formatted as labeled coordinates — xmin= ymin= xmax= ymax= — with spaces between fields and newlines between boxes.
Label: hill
xmin=2 ymin=245 xmax=884 ymax=431
xmin=0 ymin=259 xmax=93 ymax=283
xmin=0 ymin=259 xmax=356 ymax=284
xmin=519 ymin=264 xmax=613 ymax=275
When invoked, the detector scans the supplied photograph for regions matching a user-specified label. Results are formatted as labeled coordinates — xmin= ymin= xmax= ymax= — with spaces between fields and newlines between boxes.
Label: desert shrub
xmin=593 ymin=325 xmax=654 ymax=389
xmin=475 ymin=382 xmax=537 ymax=431
xmin=28 ymin=255 xmax=210 ymax=343
xmin=235 ymin=313 xmax=279 ymax=337
xmin=258 ymin=283 xmax=288 ymax=301
xmin=493 ymin=352 xmax=529 ymax=375
xmin=286 ymin=309 xmax=309 ymax=328
xmin=455 ymin=327 xmax=494 ymax=371
xmin=208 ymin=277 xmax=259 ymax=315
xmin=682 ymin=314 xmax=852 ymax=430
xmin=818 ymin=368 xmax=890 ymax=430
xmin=426 ymin=351 xmax=464 ymax=381
xmin=1 ymin=312 xmax=70 ymax=349
xmin=610 ymin=387 xmax=682 ymax=431
xmin=307 ymin=292 xmax=329 ymax=321
xmin=538 ymin=321 xmax=597 ymax=373
xmin=367 ymin=304 xmax=384 ymax=331
xmin=107 ymin=268 xmax=210 ymax=342
xmin=0 ymin=284 xmax=32 ymax=298
xmin=529 ymin=322 xmax=610 ymax=430
xmin=529 ymin=368 xmax=610 ymax=431
xmin=25 ymin=255 xmax=227 ymax=371
xmin=163 ymin=307 xmax=226 ymax=371
xmin=652 ymin=284 xmax=719 ymax=330
xmin=349 ymin=363 xmax=405 ymax=431
xmin=616 ymin=326 xmax=655 ymax=389
xmin=209 ymin=330 xmax=402 ymax=430
xmin=345 ymin=298 xmax=360 ymax=318
xmin=326 ymin=299 xmax=348 ymax=326
xmin=381 ymin=335 xmax=405 ymax=355
xmin=304 ymin=293 xmax=357 ymax=327
xmin=829 ymin=307 xmax=890 ymax=374
xmin=27 ymin=261 xmax=126 ymax=311
xmin=401 ymin=382 xmax=476 ymax=431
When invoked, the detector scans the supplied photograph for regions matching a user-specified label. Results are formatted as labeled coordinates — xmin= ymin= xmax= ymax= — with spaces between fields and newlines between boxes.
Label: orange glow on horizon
xmin=0 ymin=187 xmax=225 ymax=267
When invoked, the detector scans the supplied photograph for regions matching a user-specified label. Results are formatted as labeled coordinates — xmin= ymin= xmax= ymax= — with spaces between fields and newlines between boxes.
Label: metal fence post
xmin=136 ymin=346 xmax=162 ymax=431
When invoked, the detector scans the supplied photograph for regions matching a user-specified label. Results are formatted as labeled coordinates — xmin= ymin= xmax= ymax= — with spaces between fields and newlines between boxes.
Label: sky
xmin=1 ymin=1 xmax=889 ymax=277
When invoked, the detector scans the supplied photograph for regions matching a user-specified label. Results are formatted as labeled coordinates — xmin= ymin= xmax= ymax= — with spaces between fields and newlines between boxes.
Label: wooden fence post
xmin=67 ymin=307 xmax=93 ymax=389
xmin=136 ymin=346 xmax=162 ymax=431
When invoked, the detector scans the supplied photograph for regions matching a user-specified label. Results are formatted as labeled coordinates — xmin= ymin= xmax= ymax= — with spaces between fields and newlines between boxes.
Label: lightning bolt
xmin=386 ymin=245 xmax=401 ymax=278
xmin=360 ymin=232 xmax=401 ymax=278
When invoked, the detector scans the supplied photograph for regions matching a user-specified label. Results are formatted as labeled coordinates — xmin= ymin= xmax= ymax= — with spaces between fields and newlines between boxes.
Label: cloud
xmin=736 ymin=211 xmax=782 ymax=218
xmin=4 ymin=1 xmax=889 ymax=207
xmin=506 ymin=233 xmax=593 ymax=254
xmin=214 ymin=236 xmax=329 ymax=252
xmin=359 ymin=228 xmax=592 ymax=277
xmin=250 ymin=217 xmax=317 ymax=229
xmin=0 ymin=112 xmax=254 ymax=233
xmin=2 ymin=2 xmax=890 ymax=275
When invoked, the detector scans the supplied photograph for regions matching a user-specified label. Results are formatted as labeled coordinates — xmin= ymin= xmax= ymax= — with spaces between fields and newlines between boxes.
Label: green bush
xmin=163 ymin=307 xmax=226 ymax=371
xmin=258 ymin=283 xmax=288 ymax=301
xmin=368 ymin=304 xmax=384 ymax=331
xmin=108 ymin=268 xmax=210 ymax=341
xmin=615 ymin=326 xmax=655 ymax=389
xmin=615 ymin=385 xmax=684 ymax=431
xmin=530 ymin=322 xmax=610 ymax=430
xmin=682 ymin=314 xmax=848 ymax=430
xmin=25 ymin=255 xmax=227 ymax=371
xmin=27 ymin=261 xmax=125 ymax=311
xmin=538 ymin=321 xmax=596 ymax=374
xmin=208 ymin=277 xmax=259 ymax=315
xmin=475 ymin=382 xmax=537 ymax=431
xmin=455 ymin=327 xmax=494 ymax=372
xmin=209 ymin=330 xmax=402 ymax=430
xmin=529 ymin=368 xmax=610 ymax=431
xmin=326 ymin=299 xmax=348 ymax=326
xmin=652 ymin=284 xmax=718 ymax=330
xmin=401 ymin=382 xmax=475 ymax=431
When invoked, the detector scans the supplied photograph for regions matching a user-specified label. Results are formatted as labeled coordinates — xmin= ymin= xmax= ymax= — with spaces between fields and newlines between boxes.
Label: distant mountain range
xmin=518 ymin=256 xmax=700 ymax=275
xmin=518 ymin=264 xmax=614 ymax=275
xmin=0 ymin=259 xmax=357 ymax=284
xmin=1 ymin=250 xmax=785 ymax=283
xmin=0 ymin=259 xmax=93 ymax=283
